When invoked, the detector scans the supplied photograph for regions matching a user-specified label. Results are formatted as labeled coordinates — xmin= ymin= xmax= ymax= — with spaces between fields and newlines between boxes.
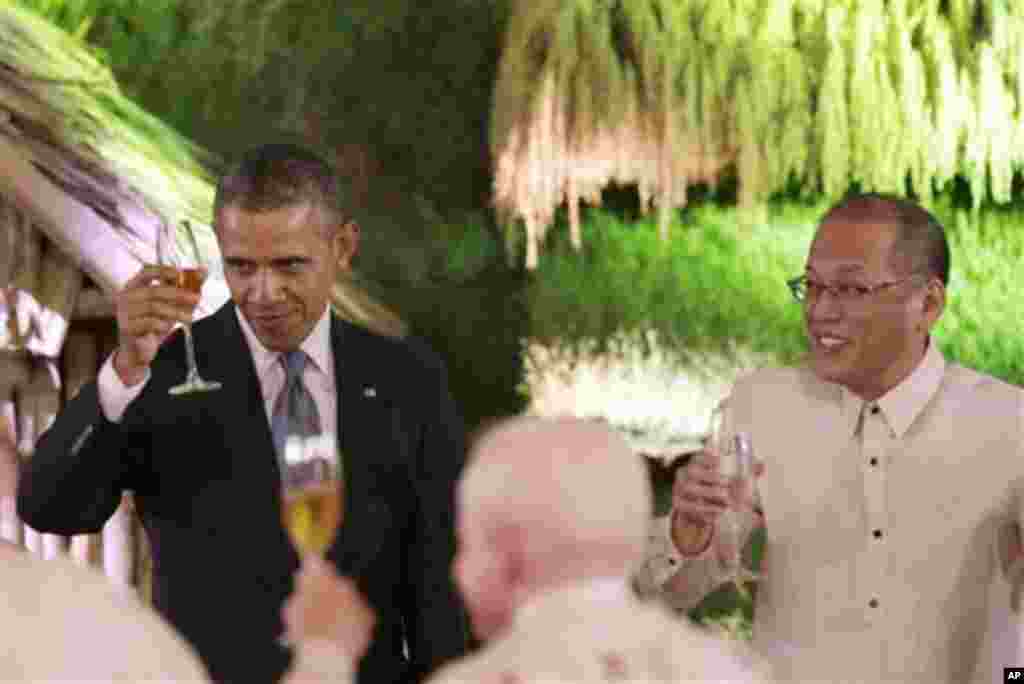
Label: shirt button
xmin=873 ymin=529 xmax=883 ymax=539
xmin=870 ymin=405 xmax=880 ymax=415
xmin=869 ymin=457 xmax=879 ymax=466
xmin=869 ymin=598 xmax=879 ymax=608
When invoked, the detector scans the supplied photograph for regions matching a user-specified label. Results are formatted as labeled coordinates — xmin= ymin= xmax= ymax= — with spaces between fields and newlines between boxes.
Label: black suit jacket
xmin=18 ymin=302 xmax=470 ymax=684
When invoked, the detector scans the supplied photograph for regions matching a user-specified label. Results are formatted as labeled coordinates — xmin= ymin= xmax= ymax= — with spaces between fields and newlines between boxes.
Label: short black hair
xmin=820 ymin=192 xmax=950 ymax=286
xmin=213 ymin=143 xmax=350 ymax=234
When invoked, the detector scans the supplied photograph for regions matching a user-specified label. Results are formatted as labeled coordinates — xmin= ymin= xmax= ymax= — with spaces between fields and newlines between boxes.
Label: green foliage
xmin=357 ymin=210 xmax=528 ymax=431
xmin=0 ymin=3 xmax=215 ymax=229
xmin=929 ymin=199 xmax=1024 ymax=385
xmin=16 ymin=0 xmax=507 ymax=214
xmin=525 ymin=205 xmax=813 ymax=364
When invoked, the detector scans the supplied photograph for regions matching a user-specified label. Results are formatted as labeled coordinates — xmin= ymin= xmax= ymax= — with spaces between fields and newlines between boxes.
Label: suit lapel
xmin=330 ymin=316 xmax=387 ymax=569
xmin=197 ymin=302 xmax=280 ymax=485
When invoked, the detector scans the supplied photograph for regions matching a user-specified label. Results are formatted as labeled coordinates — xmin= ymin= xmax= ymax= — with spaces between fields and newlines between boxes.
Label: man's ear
xmin=922 ymin=278 xmax=946 ymax=328
xmin=333 ymin=221 xmax=359 ymax=272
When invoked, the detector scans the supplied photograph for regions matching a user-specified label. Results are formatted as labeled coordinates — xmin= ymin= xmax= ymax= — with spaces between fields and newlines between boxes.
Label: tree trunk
xmin=72 ymin=288 xmax=114 ymax=320
xmin=567 ymin=176 xmax=582 ymax=251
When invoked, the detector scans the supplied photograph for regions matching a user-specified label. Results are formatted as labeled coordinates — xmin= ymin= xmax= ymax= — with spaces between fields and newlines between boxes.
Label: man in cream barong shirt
xmin=636 ymin=193 xmax=1024 ymax=683
xmin=284 ymin=417 xmax=769 ymax=683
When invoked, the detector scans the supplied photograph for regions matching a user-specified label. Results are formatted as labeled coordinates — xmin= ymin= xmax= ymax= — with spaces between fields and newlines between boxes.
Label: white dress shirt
xmin=98 ymin=306 xmax=337 ymax=439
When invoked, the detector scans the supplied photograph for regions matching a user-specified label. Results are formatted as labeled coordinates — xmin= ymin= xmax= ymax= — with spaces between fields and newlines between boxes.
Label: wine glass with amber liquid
xmin=280 ymin=432 xmax=344 ymax=557
xmin=156 ymin=221 xmax=222 ymax=395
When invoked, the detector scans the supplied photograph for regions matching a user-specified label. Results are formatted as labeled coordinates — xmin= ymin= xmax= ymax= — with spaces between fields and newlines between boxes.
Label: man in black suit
xmin=18 ymin=143 xmax=470 ymax=684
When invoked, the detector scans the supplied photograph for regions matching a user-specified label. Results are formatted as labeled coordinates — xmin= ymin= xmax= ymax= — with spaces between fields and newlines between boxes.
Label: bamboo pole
xmin=15 ymin=206 xmax=41 ymax=300
xmin=1 ymin=202 xmax=19 ymax=351
xmin=0 ymin=382 xmax=19 ymax=546
xmin=0 ymin=354 xmax=29 ymax=546
xmin=71 ymin=288 xmax=114 ymax=321
xmin=63 ymin=325 xmax=100 ymax=566
xmin=28 ymin=230 xmax=82 ymax=359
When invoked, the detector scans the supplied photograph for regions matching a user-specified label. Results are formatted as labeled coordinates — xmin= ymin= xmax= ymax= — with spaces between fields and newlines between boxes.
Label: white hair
xmin=459 ymin=417 xmax=651 ymax=563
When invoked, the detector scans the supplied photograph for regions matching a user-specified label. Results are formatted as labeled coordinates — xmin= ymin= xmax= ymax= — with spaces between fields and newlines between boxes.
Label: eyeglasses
xmin=786 ymin=273 xmax=925 ymax=304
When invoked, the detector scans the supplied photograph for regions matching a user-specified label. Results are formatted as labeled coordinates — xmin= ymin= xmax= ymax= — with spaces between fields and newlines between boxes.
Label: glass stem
xmin=183 ymin=324 xmax=199 ymax=381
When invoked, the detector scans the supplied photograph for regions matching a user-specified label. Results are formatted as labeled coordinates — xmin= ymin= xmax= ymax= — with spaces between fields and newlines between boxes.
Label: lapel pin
xmin=363 ymin=387 xmax=377 ymax=398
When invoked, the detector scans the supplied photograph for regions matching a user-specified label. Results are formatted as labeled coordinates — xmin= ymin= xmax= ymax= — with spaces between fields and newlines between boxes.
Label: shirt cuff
xmin=291 ymin=638 xmax=356 ymax=682
xmin=98 ymin=353 xmax=150 ymax=423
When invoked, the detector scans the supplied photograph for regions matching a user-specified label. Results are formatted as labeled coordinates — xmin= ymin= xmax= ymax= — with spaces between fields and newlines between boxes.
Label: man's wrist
xmin=112 ymin=350 xmax=147 ymax=387
xmin=293 ymin=638 xmax=356 ymax=681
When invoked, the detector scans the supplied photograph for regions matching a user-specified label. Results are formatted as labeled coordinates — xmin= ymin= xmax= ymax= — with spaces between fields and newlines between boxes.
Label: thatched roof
xmin=0 ymin=5 xmax=405 ymax=358
xmin=0 ymin=6 xmax=217 ymax=290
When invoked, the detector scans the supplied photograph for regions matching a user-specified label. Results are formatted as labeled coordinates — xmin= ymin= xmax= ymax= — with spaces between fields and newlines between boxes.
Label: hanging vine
xmin=493 ymin=0 xmax=1024 ymax=268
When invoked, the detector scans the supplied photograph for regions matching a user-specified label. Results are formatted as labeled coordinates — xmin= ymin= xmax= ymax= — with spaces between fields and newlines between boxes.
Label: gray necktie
xmin=271 ymin=350 xmax=322 ymax=469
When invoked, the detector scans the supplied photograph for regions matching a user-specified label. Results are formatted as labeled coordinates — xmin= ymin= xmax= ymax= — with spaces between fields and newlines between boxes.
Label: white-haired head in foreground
xmin=453 ymin=416 xmax=651 ymax=640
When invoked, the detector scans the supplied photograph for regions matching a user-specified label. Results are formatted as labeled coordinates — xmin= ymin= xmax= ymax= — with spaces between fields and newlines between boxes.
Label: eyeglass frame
xmin=786 ymin=272 xmax=929 ymax=305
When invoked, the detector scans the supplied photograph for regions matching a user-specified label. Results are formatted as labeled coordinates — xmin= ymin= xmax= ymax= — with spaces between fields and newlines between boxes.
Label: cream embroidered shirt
xmin=640 ymin=342 xmax=1024 ymax=683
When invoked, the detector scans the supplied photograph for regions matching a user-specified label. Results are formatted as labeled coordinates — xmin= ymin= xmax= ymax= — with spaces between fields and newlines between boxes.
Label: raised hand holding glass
xmin=709 ymin=404 xmax=759 ymax=597
xmin=156 ymin=221 xmax=222 ymax=395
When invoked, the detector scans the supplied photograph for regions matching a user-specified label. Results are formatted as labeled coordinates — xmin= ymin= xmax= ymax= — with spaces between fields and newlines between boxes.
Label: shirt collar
xmin=838 ymin=338 xmax=946 ymax=438
xmin=235 ymin=304 xmax=333 ymax=378
xmin=514 ymin=575 xmax=630 ymax=628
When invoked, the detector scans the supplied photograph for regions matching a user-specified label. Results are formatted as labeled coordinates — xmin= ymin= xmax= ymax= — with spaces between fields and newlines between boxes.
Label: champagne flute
xmin=709 ymin=404 xmax=759 ymax=597
xmin=280 ymin=430 xmax=344 ymax=557
xmin=277 ymin=429 xmax=344 ymax=648
xmin=156 ymin=221 xmax=222 ymax=395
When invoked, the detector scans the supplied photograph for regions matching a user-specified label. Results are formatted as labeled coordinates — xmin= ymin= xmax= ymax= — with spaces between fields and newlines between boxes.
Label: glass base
xmin=169 ymin=377 xmax=222 ymax=395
